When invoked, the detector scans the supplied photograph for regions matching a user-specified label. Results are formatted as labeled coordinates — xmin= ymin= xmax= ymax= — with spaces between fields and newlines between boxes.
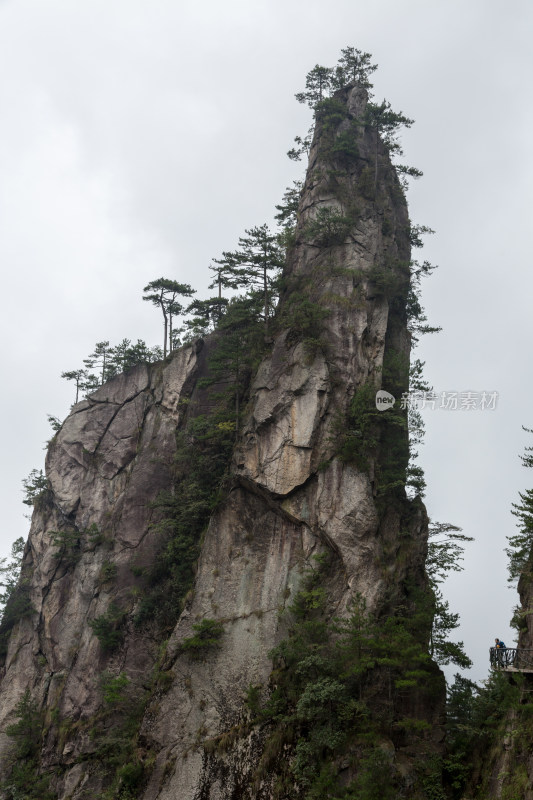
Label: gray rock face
xmin=0 ymin=344 xmax=200 ymax=789
xmin=137 ymin=85 xmax=435 ymax=798
xmin=0 ymin=84 xmax=441 ymax=798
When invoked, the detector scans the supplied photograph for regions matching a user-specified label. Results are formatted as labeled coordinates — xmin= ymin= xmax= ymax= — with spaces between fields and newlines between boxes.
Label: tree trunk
xmin=374 ymin=126 xmax=379 ymax=191
xmin=264 ymin=261 xmax=268 ymax=334
xmin=162 ymin=306 xmax=168 ymax=358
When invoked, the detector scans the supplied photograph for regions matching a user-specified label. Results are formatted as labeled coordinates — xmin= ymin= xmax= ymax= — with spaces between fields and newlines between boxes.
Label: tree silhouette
xmin=143 ymin=278 xmax=195 ymax=357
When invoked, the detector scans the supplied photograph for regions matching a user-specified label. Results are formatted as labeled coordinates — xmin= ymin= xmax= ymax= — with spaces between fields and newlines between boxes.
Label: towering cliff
xmin=0 ymin=84 xmax=444 ymax=799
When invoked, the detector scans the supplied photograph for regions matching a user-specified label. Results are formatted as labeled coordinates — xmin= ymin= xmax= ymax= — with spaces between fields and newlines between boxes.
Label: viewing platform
xmin=490 ymin=647 xmax=533 ymax=673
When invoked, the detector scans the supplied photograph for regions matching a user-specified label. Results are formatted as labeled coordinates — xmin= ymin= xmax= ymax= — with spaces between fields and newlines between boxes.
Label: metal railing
xmin=490 ymin=647 xmax=533 ymax=670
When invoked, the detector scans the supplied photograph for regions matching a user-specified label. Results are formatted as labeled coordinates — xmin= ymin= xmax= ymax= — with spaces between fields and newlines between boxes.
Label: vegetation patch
xmin=89 ymin=602 xmax=126 ymax=653
xmin=243 ymin=556 xmax=443 ymax=799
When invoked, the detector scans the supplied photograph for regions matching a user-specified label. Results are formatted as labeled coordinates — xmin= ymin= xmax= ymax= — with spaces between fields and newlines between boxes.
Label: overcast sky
xmin=1 ymin=0 xmax=532 ymax=683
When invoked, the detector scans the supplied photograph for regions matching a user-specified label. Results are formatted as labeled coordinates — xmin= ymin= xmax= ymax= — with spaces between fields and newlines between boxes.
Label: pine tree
xmin=61 ymin=369 xmax=96 ymax=403
xmin=184 ymin=297 xmax=229 ymax=339
xmin=274 ymin=181 xmax=303 ymax=243
xmin=0 ymin=538 xmax=25 ymax=613
xmin=83 ymin=340 xmax=112 ymax=384
xmin=426 ymin=521 xmax=473 ymax=668
xmin=507 ymin=429 xmax=533 ymax=582
xmin=295 ymin=64 xmax=334 ymax=108
xmin=364 ymin=100 xmax=414 ymax=189
xmin=332 ymin=47 xmax=377 ymax=90
xmin=213 ymin=225 xmax=284 ymax=334
xmin=205 ymin=295 xmax=264 ymax=431
xmin=143 ymin=278 xmax=195 ymax=357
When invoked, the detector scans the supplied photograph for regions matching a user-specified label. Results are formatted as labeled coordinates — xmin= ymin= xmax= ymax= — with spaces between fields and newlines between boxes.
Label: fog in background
xmin=1 ymin=0 xmax=532 ymax=683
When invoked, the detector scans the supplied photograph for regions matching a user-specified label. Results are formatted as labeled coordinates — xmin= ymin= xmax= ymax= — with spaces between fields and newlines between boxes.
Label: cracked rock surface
xmin=0 ymin=345 xmax=200 ymax=776
xmin=0 ymin=84 xmax=441 ymax=799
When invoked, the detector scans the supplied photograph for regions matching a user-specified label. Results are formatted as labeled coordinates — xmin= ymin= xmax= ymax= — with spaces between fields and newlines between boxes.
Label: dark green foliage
xmin=51 ymin=528 xmax=81 ymax=566
xmin=313 ymin=97 xmax=361 ymax=169
xmin=510 ymin=604 xmax=528 ymax=632
xmin=6 ymin=689 xmax=41 ymax=759
xmin=333 ymin=47 xmax=378 ymax=90
xmin=277 ymin=274 xmax=330 ymax=354
xmin=350 ymin=749 xmax=396 ymax=800
xmin=22 ymin=468 xmax=51 ymax=508
xmin=337 ymin=381 xmax=408 ymax=497
xmin=337 ymin=382 xmax=383 ymax=468
xmin=2 ymin=689 xmax=54 ymax=799
xmin=407 ymin=260 xmax=441 ymax=342
xmin=83 ymin=340 xmax=112 ymax=384
xmin=211 ymin=223 xmax=284 ymax=332
xmin=0 ymin=537 xmax=25 ymax=608
xmin=89 ymin=672 xmax=151 ymax=799
xmin=87 ymin=522 xmax=107 ymax=548
xmin=183 ymin=296 xmax=229 ymax=339
xmin=250 ymin=561 xmax=442 ymax=798
xmin=202 ymin=295 xmax=267 ymax=429
xmin=134 ymin=406 xmax=235 ymax=633
xmin=62 ymin=338 xmax=163 ymax=403
xmin=0 ymin=584 xmax=33 ymax=655
xmin=426 ymin=521 xmax=473 ymax=669
xmin=367 ymin=258 xmax=409 ymax=302
xmin=143 ymin=277 xmax=196 ymax=357
xmin=106 ymin=338 xmax=164 ymax=376
xmin=396 ymin=164 xmax=424 ymax=191
xmin=287 ymin=129 xmax=313 ymax=162
xmin=505 ymin=427 xmax=533 ymax=582
xmin=61 ymin=368 xmax=98 ymax=404
xmin=0 ymin=538 xmax=33 ymax=659
xmin=508 ymin=483 xmax=533 ymax=582
xmin=100 ymin=560 xmax=118 ymax=583
xmin=303 ymin=207 xmax=353 ymax=247
xmin=427 ymin=522 xmax=473 ymax=586
xmin=314 ymin=97 xmax=347 ymax=131
xmin=443 ymin=671 xmax=521 ymax=798
xmin=291 ymin=48 xmax=417 ymax=194
xmin=330 ymin=125 xmax=360 ymax=164
xmin=364 ymin=100 xmax=414 ymax=157
xmin=295 ymin=48 xmax=377 ymax=111
xmin=409 ymin=224 xmax=435 ymax=249
xmin=101 ymin=671 xmax=130 ymax=706
xmin=295 ymin=65 xmax=334 ymax=108
xmin=181 ymin=618 xmax=224 ymax=659
xmin=358 ymin=165 xmax=377 ymax=199
xmin=274 ymin=180 xmax=303 ymax=237
xmin=429 ymin=590 xmax=472 ymax=669
xmin=89 ymin=602 xmax=126 ymax=653
xmin=47 ymin=414 xmax=61 ymax=433
xmin=117 ymin=761 xmax=145 ymax=794
xmin=442 ymin=428 xmax=533 ymax=793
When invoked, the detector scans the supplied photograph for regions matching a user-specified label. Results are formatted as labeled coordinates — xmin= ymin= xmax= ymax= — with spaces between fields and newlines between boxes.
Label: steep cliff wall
xmin=0 ymin=84 xmax=444 ymax=799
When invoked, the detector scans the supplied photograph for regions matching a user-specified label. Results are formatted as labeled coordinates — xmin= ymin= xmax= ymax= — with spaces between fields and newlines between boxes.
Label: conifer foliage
xmin=507 ymin=427 xmax=533 ymax=582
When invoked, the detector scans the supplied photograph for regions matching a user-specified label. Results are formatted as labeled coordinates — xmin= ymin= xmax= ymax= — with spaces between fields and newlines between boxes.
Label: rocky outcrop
xmin=137 ymin=84 xmax=441 ymax=798
xmin=0 ymin=345 xmax=201 ymax=787
xmin=0 ymin=84 xmax=444 ymax=799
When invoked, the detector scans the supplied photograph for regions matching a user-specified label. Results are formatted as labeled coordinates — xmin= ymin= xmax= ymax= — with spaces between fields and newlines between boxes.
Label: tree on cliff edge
xmin=143 ymin=278 xmax=195 ymax=357
xmin=507 ymin=427 xmax=533 ymax=583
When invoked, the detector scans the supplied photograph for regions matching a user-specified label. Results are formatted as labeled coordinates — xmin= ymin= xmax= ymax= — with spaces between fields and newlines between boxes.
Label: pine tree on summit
xmin=332 ymin=47 xmax=377 ymax=90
